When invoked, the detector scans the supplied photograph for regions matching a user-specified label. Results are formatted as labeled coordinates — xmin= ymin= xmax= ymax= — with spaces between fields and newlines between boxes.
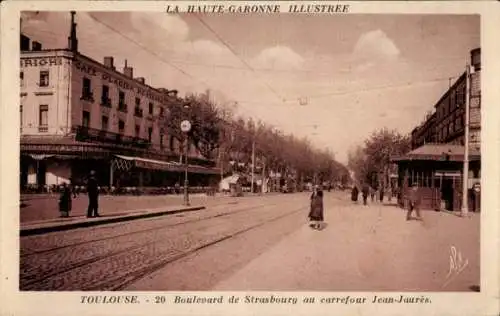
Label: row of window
xmin=81 ymin=110 xmax=158 ymax=142
xmin=20 ymin=70 xmax=166 ymax=117
xmin=19 ymin=104 xmax=49 ymax=132
xmin=412 ymin=114 xmax=465 ymax=147
xmin=437 ymin=87 xmax=466 ymax=121
xmin=20 ymin=70 xmax=50 ymax=87
xmin=436 ymin=115 xmax=464 ymax=141
xmin=82 ymin=77 xmax=164 ymax=117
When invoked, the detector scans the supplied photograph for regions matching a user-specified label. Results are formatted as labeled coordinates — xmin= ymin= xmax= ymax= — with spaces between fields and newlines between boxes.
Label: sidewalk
xmin=212 ymin=201 xmax=480 ymax=292
xmin=20 ymin=204 xmax=205 ymax=237
xmin=19 ymin=192 xmax=282 ymax=236
xmin=20 ymin=193 xmax=228 ymax=223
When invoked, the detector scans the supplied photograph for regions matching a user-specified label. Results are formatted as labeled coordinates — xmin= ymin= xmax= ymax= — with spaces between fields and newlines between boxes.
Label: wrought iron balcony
xmin=80 ymin=92 xmax=95 ymax=103
xmin=118 ymin=103 xmax=128 ymax=113
xmin=100 ymin=98 xmax=112 ymax=108
xmin=73 ymin=125 xmax=151 ymax=149
xmin=134 ymin=107 xmax=144 ymax=118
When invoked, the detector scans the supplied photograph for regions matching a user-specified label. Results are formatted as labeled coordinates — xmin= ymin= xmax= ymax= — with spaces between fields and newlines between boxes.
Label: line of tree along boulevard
xmin=164 ymin=91 xmax=349 ymax=185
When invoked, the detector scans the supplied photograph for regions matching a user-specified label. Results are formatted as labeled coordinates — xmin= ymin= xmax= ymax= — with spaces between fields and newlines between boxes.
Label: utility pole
xmin=251 ymin=138 xmax=255 ymax=194
xmin=261 ymin=158 xmax=266 ymax=194
xmin=461 ymin=64 xmax=471 ymax=217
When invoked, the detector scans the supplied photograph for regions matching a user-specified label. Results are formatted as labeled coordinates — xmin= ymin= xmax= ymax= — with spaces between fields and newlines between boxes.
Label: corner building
xmin=20 ymin=25 xmax=218 ymax=192
xmin=393 ymin=48 xmax=481 ymax=212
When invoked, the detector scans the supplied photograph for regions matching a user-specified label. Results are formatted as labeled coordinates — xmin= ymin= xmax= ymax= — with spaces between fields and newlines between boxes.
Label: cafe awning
xmin=112 ymin=154 xmax=219 ymax=174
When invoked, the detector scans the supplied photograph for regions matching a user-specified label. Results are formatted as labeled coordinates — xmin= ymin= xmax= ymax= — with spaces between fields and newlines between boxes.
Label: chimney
xmin=168 ymin=90 xmax=178 ymax=97
xmin=20 ymin=34 xmax=30 ymax=51
xmin=103 ymin=56 xmax=115 ymax=69
xmin=158 ymin=88 xmax=169 ymax=94
xmin=67 ymin=11 xmax=78 ymax=52
xmin=123 ymin=59 xmax=133 ymax=78
xmin=32 ymin=41 xmax=42 ymax=51
xmin=471 ymin=48 xmax=480 ymax=71
xmin=135 ymin=77 xmax=145 ymax=84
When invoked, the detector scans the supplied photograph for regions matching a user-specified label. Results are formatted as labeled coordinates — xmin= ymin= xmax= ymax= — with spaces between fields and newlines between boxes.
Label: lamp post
xmin=461 ymin=64 xmax=471 ymax=217
xmin=180 ymin=105 xmax=191 ymax=206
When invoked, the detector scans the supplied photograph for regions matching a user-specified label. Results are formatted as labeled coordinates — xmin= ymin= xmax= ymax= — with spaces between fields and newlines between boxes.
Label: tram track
xmin=99 ymin=207 xmax=305 ymax=291
xmin=20 ymin=201 xmax=277 ymax=256
xmin=20 ymin=201 xmax=307 ymax=291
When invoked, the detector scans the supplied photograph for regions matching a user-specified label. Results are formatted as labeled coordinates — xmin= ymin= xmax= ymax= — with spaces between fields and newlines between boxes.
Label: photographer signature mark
xmin=442 ymin=246 xmax=468 ymax=288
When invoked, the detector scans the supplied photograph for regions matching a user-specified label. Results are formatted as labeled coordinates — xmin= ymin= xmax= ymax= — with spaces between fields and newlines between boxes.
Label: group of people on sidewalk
xmin=58 ymin=170 xmax=100 ymax=218
xmin=350 ymin=184 xmax=393 ymax=206
xmin=349 ymin=183 xmax=422 ymax=221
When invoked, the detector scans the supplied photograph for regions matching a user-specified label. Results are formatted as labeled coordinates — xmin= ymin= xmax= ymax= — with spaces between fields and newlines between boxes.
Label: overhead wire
xmin=235 ymin=73 xmax=461 ymax=106
xmin=86 ymin=14 xmax=213 ymax=90
xmin=191 ymin=14 xmax=284 ymax=103
xmin=25 ymin=15 xmax=469 ymax=109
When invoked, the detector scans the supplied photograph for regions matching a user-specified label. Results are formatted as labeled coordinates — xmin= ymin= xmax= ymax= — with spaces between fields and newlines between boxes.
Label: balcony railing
xmin=73 ymin=125 xmax=151 ymax=149
xmin=38 ymin=125 xmax=48 ymax=132
xmin=80 ymin=92 xmax=95 ymax=103
xmin=118 ymin=103 xmax=128 ymax=113
xmin=134 ymin=107 xmax=144 ymax=118
xmin=100 ymin=98 xmax=112 ymax=108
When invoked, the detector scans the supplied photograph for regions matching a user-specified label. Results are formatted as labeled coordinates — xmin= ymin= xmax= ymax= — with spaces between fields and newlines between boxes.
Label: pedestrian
xmin=309 ymin=189 xmax=324 ymax=229
xmin=59 ymin=182 xmax=73 ymax=217
xmin=362 ymin=183 xmax=369 ymax=205
xmin=370 ymin=186 xmax=375 ymax=202
xmin=379 ymin=187 xmax=384 ymax=203
xmin=86 ymin=170 xmax=100 ymax=218
xmin=351 ymin=185 xmax=359 ymax=203
xmin=406 ymin=184 xmax=422 ymax=221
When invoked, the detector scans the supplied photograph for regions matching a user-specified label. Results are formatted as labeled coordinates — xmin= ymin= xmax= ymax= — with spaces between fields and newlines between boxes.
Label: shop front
xmin=391 ymin=144 xmax=480 ymax=212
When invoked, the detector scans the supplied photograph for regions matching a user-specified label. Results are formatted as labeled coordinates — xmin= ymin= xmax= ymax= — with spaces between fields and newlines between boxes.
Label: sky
xmin=20 ymin=12 xmax=479 ymax=163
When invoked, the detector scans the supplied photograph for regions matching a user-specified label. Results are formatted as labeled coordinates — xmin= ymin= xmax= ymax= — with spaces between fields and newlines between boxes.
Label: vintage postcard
xmin=1 ymin=1 xmax=499 ymax=315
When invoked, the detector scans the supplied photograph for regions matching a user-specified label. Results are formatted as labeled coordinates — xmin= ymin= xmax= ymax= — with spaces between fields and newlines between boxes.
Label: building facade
xmin=411 ymin=48 xmax=481 ymax=152
xmin=20 ymin=19 xmax=218 ymax=192
xmin=393 ymin=48 xmax=481 ymax=212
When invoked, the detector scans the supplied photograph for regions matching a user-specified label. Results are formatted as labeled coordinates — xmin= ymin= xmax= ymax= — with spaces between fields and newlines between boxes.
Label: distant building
xmin=411 ymin=49 xmax=481 ymax=151
xmin=392 ymin=48 xmax=481 ymax=212
xmin=20 ymin=13 xmax=218 ymax=191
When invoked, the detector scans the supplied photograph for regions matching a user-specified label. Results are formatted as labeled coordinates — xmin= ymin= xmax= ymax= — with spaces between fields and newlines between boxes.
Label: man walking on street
xmin=362 ymin=183 xmax=370 ymax=206
xmin=407 ymin=184 xmax=422 ymax=221
xmin=86 ymin=170 xmax=100 ymax=218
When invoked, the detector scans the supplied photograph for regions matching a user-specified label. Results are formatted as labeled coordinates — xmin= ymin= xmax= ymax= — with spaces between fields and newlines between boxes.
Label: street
xmin=20 ymin=191 xmax=479 ymax=292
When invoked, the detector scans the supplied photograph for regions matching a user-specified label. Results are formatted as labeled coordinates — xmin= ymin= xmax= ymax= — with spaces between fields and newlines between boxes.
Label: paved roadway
xmin=19 ymin=191 xmax=479 ymax=292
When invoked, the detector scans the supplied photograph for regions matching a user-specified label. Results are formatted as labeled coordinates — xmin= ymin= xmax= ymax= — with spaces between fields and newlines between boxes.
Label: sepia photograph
xmin=16 ymin=10 xmax=483 ymax=292
xmin=1 ymin=2 xmax=499 ymax=315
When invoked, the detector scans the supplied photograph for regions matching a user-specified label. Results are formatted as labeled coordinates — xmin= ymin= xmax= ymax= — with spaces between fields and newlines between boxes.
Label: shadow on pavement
xmin=308 ymin=222 xmax=329 ymax=231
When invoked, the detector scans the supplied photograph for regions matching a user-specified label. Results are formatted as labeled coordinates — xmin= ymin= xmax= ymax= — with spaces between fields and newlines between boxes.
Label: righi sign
xmin=20 ymin=56 xmax=63 ymax=67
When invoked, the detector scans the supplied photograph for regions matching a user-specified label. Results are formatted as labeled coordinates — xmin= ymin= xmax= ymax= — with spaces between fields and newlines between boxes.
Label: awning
xmin=112 ymin=154 xmax=219 ymax=174
xmin=29 ymin=154 xmax=55 ymax=160
xmin=391 ymin=144 xmax=480 ymax=163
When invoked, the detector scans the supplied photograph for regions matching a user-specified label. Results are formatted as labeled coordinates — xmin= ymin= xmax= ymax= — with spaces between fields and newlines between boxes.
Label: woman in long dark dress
xmin=309 ymin=189 xmax=324 ymax=229
xmin=59 ymin=182 xmax=73 ymax=217
xmin=351 ymin=186 xmax=359 ymax=202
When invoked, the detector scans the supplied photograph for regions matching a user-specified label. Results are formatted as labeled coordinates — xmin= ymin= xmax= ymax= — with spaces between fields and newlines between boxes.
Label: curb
xmin=20 ymin=206 xmax=206 ymax=237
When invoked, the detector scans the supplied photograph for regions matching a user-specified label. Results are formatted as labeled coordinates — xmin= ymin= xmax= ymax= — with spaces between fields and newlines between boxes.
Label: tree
xmin=348 ymin=128 xmax=411 ymax=188
xmin=163 ymin=91 xmax=222 ymax=160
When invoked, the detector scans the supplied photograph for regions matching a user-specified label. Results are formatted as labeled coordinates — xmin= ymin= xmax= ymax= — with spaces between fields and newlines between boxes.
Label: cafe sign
xmin=74 ymin=58 xmax=169 ymax=104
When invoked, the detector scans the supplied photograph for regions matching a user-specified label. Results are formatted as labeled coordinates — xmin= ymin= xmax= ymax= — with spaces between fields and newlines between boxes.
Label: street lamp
xmin=181 ymin=103 xmax=191 ymax=206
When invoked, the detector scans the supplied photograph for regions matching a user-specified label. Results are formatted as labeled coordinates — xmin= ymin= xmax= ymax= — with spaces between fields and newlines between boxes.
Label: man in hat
xmin=86 ymin=170 xmax=100 ymax=218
